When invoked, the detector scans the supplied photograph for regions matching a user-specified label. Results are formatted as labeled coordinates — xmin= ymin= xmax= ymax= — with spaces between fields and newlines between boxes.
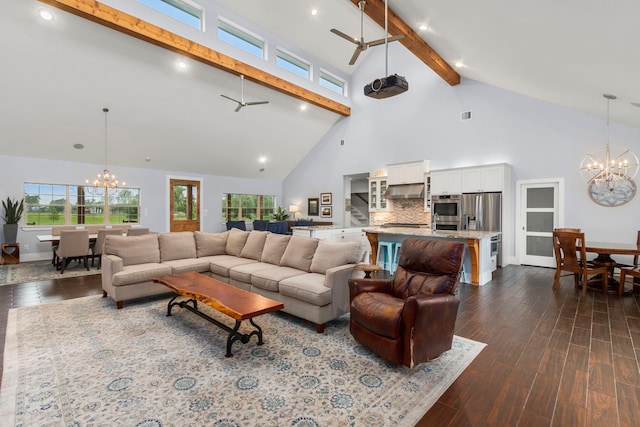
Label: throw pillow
xmin=280 ymin=235 xmax=319 ymax=272
xmin=226 ymin=228 xmax=250 ymax=257
xmin=194 ymin=231 xmax=228 ymax=257
xmin=310 ymin=240 xmax=362 ymax=274
xmin=261 ymin=233 xmax=291 ymax=265
xmin=104 ymin=234 xmax=160 ymax=266
xmin=240 ymin=230 xmax=269 ymax=260
xmin=159 ymin=232 xmax=196 ymax=262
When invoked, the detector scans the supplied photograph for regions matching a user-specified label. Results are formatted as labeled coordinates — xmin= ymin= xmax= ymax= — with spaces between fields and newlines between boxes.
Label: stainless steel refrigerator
xmin=461 ymin=192 xmax=502 ymax=265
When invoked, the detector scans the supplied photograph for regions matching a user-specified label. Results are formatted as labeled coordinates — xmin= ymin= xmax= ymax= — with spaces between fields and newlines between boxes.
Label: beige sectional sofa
xmin=101 ymin=229 xmax=363 ymax=332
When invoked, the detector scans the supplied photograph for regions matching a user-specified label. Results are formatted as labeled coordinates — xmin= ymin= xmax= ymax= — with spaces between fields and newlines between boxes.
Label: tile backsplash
xmin=370 ymin=199 xmax=430 ymax=226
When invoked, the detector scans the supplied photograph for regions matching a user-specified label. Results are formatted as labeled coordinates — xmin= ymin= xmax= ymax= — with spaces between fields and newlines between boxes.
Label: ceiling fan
xmin=330 ymin=0 xmax=403 ymax=65
xmin=220 ymin=74 xmax=269 ymax=112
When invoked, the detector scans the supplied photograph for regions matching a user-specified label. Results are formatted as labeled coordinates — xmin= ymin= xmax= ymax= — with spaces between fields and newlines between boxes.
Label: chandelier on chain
xmin=86 ymin=107 xmax=125 ymax=192
xmin=579 ymin=94 xmax=638 ymax=206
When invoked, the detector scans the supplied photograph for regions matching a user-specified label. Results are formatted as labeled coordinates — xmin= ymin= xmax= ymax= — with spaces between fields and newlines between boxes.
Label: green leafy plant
xmin=2 ymin=197 xmax=24 ymax=224
xmin=273 ymin=206 xmax=289 ymax=221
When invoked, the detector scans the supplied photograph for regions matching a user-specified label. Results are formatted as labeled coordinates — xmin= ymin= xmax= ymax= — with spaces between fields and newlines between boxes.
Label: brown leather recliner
xmin=348 ymin=238 xmax=465 ymax=368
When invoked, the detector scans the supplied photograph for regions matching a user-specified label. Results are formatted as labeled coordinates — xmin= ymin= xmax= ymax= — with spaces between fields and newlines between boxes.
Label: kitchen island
xmin=366 ymin=228 xmax=500 ymax=286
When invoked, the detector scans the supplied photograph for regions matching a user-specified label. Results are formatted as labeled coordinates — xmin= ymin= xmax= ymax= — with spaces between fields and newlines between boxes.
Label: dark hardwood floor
xmin=1 ymin=265 xmax=639 ymax=426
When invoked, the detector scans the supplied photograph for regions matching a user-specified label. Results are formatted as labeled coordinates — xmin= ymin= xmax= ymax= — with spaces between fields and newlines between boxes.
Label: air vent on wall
xmin=461 ymin=111 xmax=472 ymax=120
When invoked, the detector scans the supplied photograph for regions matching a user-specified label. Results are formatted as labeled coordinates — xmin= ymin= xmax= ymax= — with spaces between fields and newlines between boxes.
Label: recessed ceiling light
xmin=73 ymin=143 xmax=84 ymax=150
xmin=176 ymin=60 xmax=187 ymax=70
xmin=300 ymin=104 xmax=308 ymax=111
xmin=38 ymin=8 xmax=54 ymax=21
xmin=418 ymin=24 xmax=428 ymax=31
xmin=455 ymin=61 xmax=465 ymax=68
xmin=311 ymin=9 xmax=318 ymax=16
xmin=258 ymin=156 xmax=267 ymax=164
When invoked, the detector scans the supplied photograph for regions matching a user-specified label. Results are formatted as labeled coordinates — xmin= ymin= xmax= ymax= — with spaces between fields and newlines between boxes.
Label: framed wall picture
xmin=321 ymin=192 xmax=332 ymax=205
xmin=321 ymin=206 xmax=332 ymax=218
xmin=308 ymin=198 xmax=319 ymax=216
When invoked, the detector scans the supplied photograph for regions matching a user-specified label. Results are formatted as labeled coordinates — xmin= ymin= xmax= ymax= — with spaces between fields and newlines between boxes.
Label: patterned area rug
xmin=1 ymin=295 xmax=486 ymax=426
xmin=0 ymin=260 xmax=99 ymax=285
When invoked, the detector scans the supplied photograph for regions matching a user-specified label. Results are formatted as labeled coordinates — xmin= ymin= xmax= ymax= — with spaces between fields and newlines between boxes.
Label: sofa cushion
xmin=163 ymin=258 xmax=211 ymax=274
xmin=195 ymin=231 xmax=228 ymax=257
xmin=229 ymin=262 xmax=279 ymax=283
xmin=261 ymin=233 xmax=291 ymax=265
xmin=208 ymin=255 xmax=258 ymax=278
xmin=251 ymin=266 xmax=307 ymax=292
xmin=280 ymin=236 xmax=319 ymax=272
xmin=279 ymin=273 xmax=332 ymax=306
xmin=240 ymin=231 xmax=269 ymax=260
xmin=112 ymin=263 xmax=172 ymax=286
xmin=104 ymin=234 xmax=160 ymax=266
xmin=159 ymin=232 xmax=196 ymax=262
xmin=226 ymin=228 xmax=250 ymax=257
xmin=310 ymin=240 xmax=361 ymax=274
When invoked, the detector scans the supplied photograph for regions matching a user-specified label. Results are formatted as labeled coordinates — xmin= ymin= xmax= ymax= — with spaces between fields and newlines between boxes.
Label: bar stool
xmin=377 ymin=241 xmax=400 ymax=274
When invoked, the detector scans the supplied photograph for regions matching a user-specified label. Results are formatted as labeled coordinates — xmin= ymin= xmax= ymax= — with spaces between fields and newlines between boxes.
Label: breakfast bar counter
xmin=366 ymin=228 xmax=500 ymax=286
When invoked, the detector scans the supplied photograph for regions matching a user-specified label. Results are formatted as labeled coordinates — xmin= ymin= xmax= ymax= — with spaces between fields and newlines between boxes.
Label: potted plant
xmin=2 ymin=197 xmax=24 ymax=244
xmin=273 ymin=206 xmax=289 ymax=221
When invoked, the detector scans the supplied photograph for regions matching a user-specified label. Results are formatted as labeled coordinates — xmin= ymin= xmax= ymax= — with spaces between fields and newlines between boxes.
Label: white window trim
xmin=276 ymin=46 xmax=312 ymax=81
xmin=217 ymin=16 xmax=267 ymax=60
xmin=319 ymin=68 xmax=347 ymax=96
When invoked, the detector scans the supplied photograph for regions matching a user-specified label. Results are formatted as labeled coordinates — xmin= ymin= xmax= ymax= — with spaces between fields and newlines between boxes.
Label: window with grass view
xmin=24 ymin=183 xmax=140 ymax=226
xmin=222 ymin=193 xmax=276 ymax=221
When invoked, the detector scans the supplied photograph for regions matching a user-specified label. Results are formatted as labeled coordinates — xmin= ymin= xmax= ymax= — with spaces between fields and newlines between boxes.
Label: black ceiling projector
xmin=364 ymin=74 xmax=408 ymax=99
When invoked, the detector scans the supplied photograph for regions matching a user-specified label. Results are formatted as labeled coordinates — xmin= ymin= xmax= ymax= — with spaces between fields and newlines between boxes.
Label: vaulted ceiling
xmin=1 ymin=0 xmax=638 ymax=181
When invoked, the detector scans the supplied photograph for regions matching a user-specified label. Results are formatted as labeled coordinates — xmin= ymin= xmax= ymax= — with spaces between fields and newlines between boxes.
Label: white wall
xmin=283 ymin=42 xmax=640 ymax=262
xmin=0 ymin=155 xmax=281 ymax=261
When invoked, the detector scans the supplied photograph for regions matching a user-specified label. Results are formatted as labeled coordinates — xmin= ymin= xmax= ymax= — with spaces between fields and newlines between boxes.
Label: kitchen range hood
xmin=384 ymin=183 xmax=425 ymax=199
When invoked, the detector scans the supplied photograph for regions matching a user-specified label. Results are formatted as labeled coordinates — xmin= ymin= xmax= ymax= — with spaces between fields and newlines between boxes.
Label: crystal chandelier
xmin=579 ymin=94 xmax=638 ymax=206
xmin=86 ymin=108 xmax=125 ymax=191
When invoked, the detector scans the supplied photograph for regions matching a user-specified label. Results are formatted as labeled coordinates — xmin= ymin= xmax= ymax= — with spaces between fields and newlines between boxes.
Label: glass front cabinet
xmin=369 ymin=177 xmax=389 ymax=212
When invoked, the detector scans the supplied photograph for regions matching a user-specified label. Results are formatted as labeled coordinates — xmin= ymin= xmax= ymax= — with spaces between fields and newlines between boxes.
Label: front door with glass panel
xmin=518 ymin=180 xmax=561 ymax=267
xmin=170 ymin=179 xmax=200 ymax=232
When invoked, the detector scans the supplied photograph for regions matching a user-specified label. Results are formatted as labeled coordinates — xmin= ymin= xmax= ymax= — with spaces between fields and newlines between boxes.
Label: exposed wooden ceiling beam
xmin=350 ymin=0 xmax=460 ymax=86
xmin=38 ymin=0 xmax=351 ymax=116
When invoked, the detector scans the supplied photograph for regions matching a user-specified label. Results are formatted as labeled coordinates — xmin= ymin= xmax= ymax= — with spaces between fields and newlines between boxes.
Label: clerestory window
xmin=137 ymin=0 xmax=203 ymax=30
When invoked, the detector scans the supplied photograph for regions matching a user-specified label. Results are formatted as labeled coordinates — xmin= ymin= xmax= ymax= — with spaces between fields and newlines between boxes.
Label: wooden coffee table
xmin=154 ymin=272 xmax=284 ymax=357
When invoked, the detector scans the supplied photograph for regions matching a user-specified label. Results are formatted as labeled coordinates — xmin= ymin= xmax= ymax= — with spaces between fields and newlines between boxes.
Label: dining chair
xmin=92 ymin=228 xmax=122 ymax=268
xmin=252 ymin=220 xmax=269 ymax=231
xmin=226 ymin=221 xmax=246 ymax=231
xmin=127 ymin=227 xmax=150 ymax=236
xmin=619 ymin=267 xmax=640 ymax=295
xmin=552 ymin=230 xmax=609 ymax=296
xmin=266 ymin=221 xmax=288 ymax=235
xmin=56 ymin=230 xmax=91 ymax=274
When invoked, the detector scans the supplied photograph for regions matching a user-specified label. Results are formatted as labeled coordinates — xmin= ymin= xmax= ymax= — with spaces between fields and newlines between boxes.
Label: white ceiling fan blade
xmin=234 ymin=103 xmax=244 ymax=112
xmin=366 ymin=35 xmax=404 ymax=48
xmin=245 ymin=101 xmax=269 ymax=106
xmin=330 ymin=28 xmax=358 ymax=44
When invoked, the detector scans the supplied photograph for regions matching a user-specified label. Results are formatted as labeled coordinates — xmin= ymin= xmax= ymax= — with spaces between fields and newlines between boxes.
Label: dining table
xmin=582 ymin=241 xmax=640 ymax=295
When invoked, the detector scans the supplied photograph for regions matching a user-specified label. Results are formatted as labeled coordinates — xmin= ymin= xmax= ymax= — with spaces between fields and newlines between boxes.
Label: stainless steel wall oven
xmin=431 ymin=194 xmax=461 ymax=230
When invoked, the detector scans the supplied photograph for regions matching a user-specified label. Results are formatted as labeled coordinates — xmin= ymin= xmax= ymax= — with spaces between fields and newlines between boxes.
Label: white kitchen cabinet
xmin=387 ymin=160 xmax=430 ymax=185
xmin=369 ymin=176 xmax=390 ymax=212
xmin=430 ymin=169 xmax=462 ymax=195
xmin=461 ymin=165 xmax=505 ymax=193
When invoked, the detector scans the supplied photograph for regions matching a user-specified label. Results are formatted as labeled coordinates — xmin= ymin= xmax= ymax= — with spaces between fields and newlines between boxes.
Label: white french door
xmin=516 ymin=179 xmax=564 ymax=267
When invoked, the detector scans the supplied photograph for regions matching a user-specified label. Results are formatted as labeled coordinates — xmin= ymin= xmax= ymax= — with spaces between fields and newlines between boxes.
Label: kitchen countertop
xmin=368 ymin=227 xmax=500 ymax=239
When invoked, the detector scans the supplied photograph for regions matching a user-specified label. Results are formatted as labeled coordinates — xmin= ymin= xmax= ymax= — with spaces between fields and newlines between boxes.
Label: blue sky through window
xmin=138 ymin=0 xmax=201 ymax=29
